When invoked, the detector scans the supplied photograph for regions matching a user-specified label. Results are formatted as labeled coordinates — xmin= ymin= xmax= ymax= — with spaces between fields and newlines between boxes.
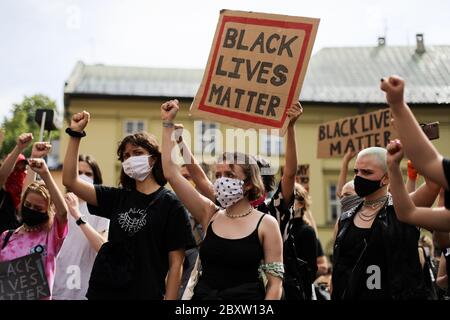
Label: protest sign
xmin=190 ymin=9 xmax=319 ymax=136
xmin=296 ymin=164 xmax=310 ymax=190
xmin=0 ymin=253 xmax=50 ymax=300
xmin=317 ymin=108 xmax=397 ymax=158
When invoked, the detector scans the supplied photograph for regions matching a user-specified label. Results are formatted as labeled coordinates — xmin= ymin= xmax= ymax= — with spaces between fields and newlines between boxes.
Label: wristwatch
xmin=76 ymin=215 xmax=87 ymax=226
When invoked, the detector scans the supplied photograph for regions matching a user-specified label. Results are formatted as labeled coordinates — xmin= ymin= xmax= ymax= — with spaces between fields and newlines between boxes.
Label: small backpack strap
xmin=1 ymin=229 xmax=15 ymax=250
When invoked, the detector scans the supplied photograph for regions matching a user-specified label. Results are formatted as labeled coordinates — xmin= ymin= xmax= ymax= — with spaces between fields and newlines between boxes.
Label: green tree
xmin=0 ymin=94 xmax=60 ymax=158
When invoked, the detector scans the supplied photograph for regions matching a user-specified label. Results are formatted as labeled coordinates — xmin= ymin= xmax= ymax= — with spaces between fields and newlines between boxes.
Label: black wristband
xmin=65 ymin=127 xmax=86 ymax=138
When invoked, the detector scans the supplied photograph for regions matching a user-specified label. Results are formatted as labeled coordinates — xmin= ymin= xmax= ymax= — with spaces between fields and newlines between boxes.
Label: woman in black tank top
xmin=194 ymin=213 xmax=266 ymax=299
xmin=161 ymin=100 xmax=284 ymax=300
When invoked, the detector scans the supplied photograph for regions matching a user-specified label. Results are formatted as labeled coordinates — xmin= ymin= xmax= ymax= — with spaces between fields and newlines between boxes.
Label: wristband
xmin=65 ymin=127 xmax=86 ymax=138
xmin=162 ymin=121 xmax=174 ymax=128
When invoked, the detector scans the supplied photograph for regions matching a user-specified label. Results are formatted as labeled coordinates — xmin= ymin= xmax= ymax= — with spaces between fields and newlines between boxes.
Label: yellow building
xmin=61 ymin=36 xmax=450 ymax=257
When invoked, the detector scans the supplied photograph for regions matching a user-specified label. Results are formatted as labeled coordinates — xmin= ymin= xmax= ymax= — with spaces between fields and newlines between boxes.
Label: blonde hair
xmin=294 ymin=183 xmax=312 ymax=221
xmin=357 ymin=147 xmax=388 ymax=173
xmin=20 ymin=181 xmax=54 ymax=230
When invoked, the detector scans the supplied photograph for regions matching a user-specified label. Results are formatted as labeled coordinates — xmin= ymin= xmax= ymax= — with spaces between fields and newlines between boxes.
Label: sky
xmin=1 ymin=0 xmax=449 ymax=123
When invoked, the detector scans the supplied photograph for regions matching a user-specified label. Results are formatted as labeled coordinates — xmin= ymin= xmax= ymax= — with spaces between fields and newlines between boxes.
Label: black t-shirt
xmin=0 ymin=189 xmax=20 ymax=234
xmin=443 ymin=158 xmax=450 ymax=210
xmin=87 ymin=185 xmax=196 ymax=299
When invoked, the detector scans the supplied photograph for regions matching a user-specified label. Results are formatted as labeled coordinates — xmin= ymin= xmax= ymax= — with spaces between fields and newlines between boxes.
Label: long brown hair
xmin=117 ymin=132 xmax=167 ymax=190
xmin=221 ymin=152 xmax=265 ymax=201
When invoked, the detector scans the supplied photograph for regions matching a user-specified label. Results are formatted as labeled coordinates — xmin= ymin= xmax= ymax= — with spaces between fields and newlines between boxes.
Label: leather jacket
xmin=332 ymin=194 xmax=427 ymax=300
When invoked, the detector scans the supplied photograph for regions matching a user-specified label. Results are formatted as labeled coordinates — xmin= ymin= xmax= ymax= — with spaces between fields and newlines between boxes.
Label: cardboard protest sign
xmin=190 ymin=10 xmax=319 ymax=136
xmin=0 ymin=253 xmax=50 ymax=300
xmin=296 ymin=164 xmax=310 ymax=190
xmin=317 ymin=108 xmax=397 ymax=158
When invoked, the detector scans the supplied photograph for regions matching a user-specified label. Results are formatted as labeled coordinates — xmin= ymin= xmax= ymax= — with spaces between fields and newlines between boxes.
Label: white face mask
xmin=214 ymin=177 xmax=244 ymax=208
xmin=79 ymin=174 xmax=94 ymax=185
xmin=122 ymin=155 xmax=153 ymax=182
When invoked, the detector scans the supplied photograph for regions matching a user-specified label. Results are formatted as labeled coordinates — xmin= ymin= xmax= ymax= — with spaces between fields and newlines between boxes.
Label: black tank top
xmin=199 ymin=214 xmax=265 ymax=290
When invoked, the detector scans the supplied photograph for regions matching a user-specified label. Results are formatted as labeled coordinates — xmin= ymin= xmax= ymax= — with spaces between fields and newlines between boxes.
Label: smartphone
xmin=420 ymin=122 xmax=439 ymax=140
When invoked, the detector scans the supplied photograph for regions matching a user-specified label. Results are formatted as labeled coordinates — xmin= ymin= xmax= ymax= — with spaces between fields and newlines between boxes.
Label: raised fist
xmin=16 ymin=133 xmax=33 ymax=151
xmin=161 ymin=100 xmax=180 ymax=121
xmin=70 ymin=111 xmax=90 ymax=132
xmin=380 ymin=75 xmax=405 ymax=106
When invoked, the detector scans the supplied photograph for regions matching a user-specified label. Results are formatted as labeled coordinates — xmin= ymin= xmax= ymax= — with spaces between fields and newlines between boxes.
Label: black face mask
xmin=354 ymin=175 xmax=384 ymax=198
xmin=21 ymin=206 xmax=49 ymax=227
xmin=340 ymin=194 xmax=362 ymax=212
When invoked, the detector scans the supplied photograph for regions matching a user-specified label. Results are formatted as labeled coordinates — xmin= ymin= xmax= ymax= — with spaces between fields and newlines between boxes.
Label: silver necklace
xmin=357 ymin=211 xmax=377 ymax=222
xmin=363 ymin=195 xmax=388 ymax=209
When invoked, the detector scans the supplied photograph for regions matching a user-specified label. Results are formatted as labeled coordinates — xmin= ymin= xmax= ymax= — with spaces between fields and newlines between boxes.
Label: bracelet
xmin=65 ymin=127 xmax=86 ymax=138
xmin=258 ymin=262 xmax=285 ymax=280
xmin=162 ymin=121 xmax=174 ymax=128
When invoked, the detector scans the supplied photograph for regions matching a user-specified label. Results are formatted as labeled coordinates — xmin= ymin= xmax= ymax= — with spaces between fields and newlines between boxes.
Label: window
xmin=328 ymin=183 xmax=342 ymax=223
xmin=123 ymin=120 xmax=146 ymax=136
xmin=260 ymin=133 xmax=284 ymax=156
xmin=195 ymin=121 xmax=219 ymax=156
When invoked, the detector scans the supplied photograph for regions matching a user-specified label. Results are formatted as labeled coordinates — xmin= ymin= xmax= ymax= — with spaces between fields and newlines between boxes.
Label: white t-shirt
xmin=52 ymin=201 xmax=109 ymax=300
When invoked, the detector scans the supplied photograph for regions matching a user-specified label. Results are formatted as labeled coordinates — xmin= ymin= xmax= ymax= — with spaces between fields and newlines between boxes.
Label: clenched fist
xmin=161 ymin=100 xmax=180 ymax=122
xmin=70 ymin=111 xmax=90 ymax=132
xmin=380 ymin=75 xmax=405 ymax=107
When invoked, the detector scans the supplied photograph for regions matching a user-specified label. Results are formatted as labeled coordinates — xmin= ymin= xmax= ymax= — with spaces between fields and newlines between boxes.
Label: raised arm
xmin=62 ymin=111 xmax=97 ymax=206
xmin=64 ymin=193 xmax=106 ymax=252
xmin=337 ymin=150 xmax=356 ymax=198
xmin=409 ymin=175 xmax=440 ymax=207
xmin=0 ymin=133 xmax=33 ymax=188
xmin=381 ymin=76 xmax=447 ymax=189
xmin=387 ymin=140 xmax=450 ymax=231
xmin=174 ymin=124 xmax=215 ymax=201
xmin=281 ymin=102 xmax=303 ymax=206
xmin=28 ymin=158 xmax=67 ymax=225
xmin=161 ymin=100 xmax=217 ymax=229
xmin=23 ymin=142 xmax=53 ymax=192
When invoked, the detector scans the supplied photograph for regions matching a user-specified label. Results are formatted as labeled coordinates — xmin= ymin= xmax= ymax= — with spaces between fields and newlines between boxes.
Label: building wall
xmin=60 ymin=97 xmax=450 ymax=257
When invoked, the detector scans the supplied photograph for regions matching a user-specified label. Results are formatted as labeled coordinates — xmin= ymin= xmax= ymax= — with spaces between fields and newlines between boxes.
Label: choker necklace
xmin=363 ymin=195 xmax=388 ymax=209
xmin=225 ymin=206 xmax=253 ymax=219
xmin=22 ymin=224 xmax=42 ymax=233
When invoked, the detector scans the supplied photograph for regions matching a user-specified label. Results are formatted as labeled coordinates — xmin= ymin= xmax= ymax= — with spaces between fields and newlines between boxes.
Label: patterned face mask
xmin=214 ymin=177 xmax=244 ymax=208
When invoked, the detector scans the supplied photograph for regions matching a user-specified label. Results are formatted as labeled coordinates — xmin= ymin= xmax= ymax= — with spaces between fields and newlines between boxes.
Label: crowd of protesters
xmin=0 ymin=75 xmax=449 ymax=300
